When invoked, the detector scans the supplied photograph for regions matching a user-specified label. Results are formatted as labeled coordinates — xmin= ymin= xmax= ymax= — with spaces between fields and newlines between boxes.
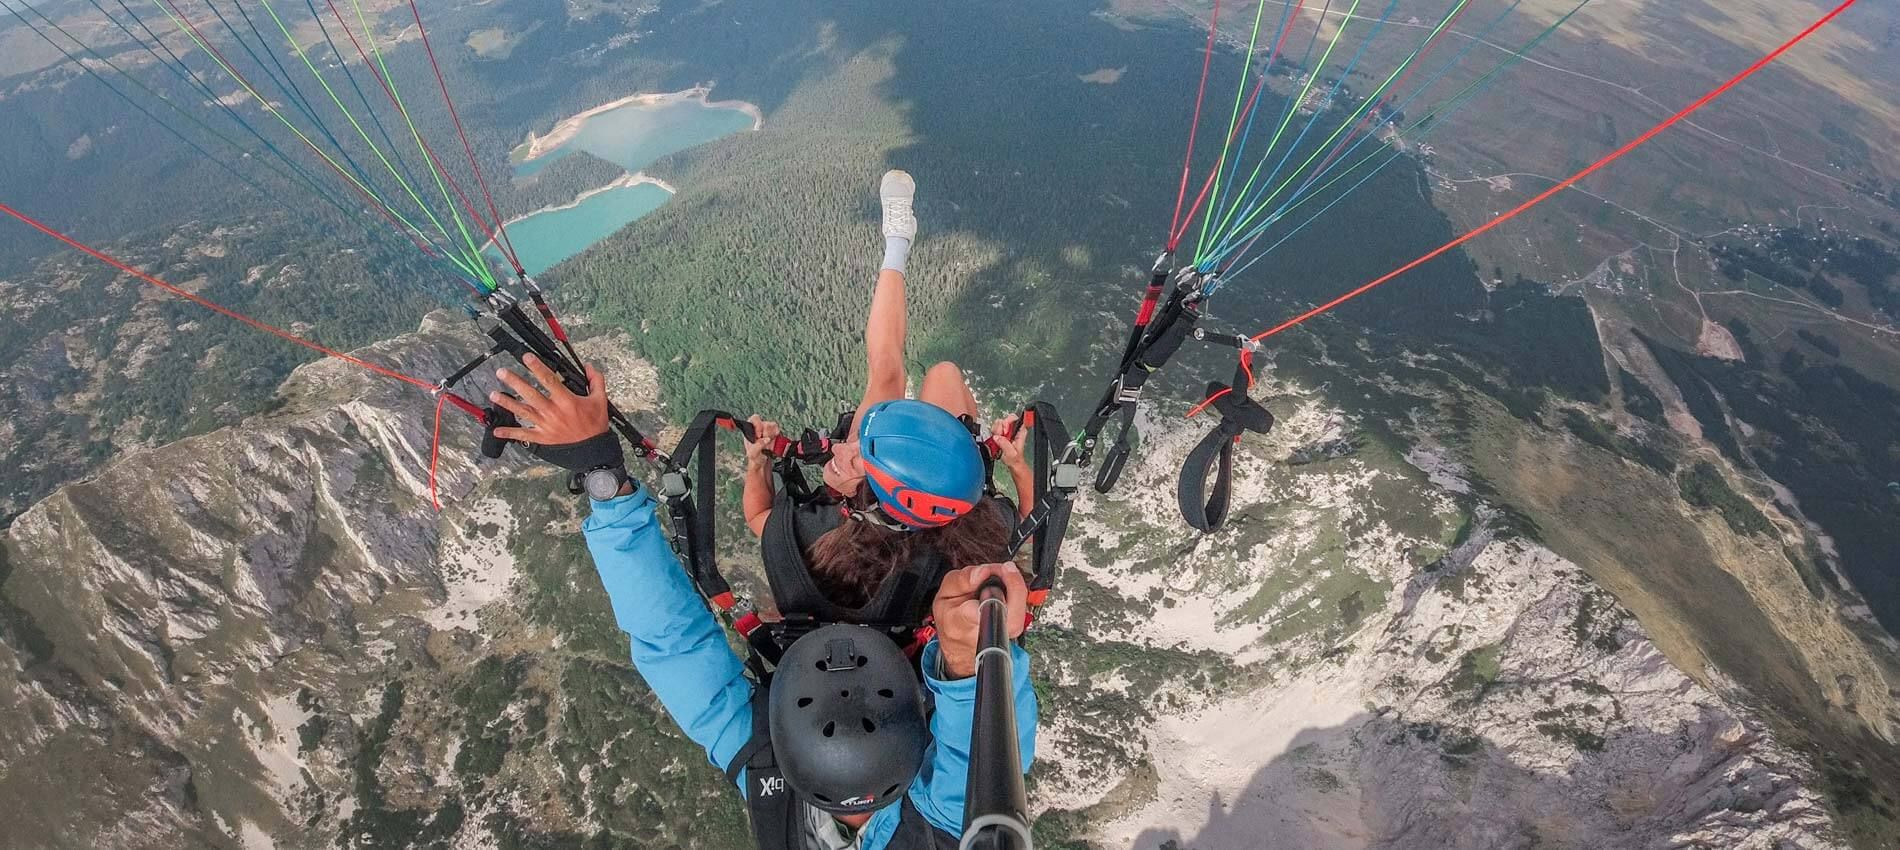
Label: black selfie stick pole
xmin=960 ymin=578 xmax=1032 ymax=850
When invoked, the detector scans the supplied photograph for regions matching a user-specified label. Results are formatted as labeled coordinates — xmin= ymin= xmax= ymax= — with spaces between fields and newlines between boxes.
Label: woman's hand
xmin=991 ymin=414 xmax=1030 ymax=472
xmin=490 ymin=354 xmax=609 ymax=446
xmin=744 ymin=416 xmax=782 ymax=464
xmin=930 ymin=563 xmax=1029 ymax=680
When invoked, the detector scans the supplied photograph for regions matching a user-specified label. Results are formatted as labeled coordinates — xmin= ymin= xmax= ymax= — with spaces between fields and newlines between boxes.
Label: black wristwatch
xmin=582 ymin=464 xmax=631 ymax=501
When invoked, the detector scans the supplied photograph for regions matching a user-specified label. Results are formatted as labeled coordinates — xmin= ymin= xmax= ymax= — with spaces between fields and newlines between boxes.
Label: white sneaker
xmin=880 ymin=169 xmax=917 ymax=241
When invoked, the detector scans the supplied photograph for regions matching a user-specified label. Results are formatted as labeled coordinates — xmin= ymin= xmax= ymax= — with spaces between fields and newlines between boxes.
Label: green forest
xmin=6 ymin=0 xmax=1900 ymax=845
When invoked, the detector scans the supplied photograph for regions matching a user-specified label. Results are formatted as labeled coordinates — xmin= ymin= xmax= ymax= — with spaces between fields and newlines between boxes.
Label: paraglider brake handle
xmin=480 ymin=405 xmax=519 ymax=459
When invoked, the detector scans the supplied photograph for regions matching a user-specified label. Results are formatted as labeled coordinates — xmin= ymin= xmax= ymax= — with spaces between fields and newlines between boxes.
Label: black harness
xmin=1008 ymin=259 xmax=1279 ymax=557
xmin=448 ymin=262 xmax=1273 ymax=850
xmin=653 ymin=409 xmax=1019 ymax=850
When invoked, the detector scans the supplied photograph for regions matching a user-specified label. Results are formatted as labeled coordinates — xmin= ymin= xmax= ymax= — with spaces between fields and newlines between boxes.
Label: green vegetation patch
xmin=1448 ymin=644 xmax=1504 ymax=699
xmin=1677 ymin=462 xmax=1772 ymax=536
xmin=1561 ymin=409 xmax=1675 ymax=473
xmin=1535 ymin=722 xmax=1606 ymax=753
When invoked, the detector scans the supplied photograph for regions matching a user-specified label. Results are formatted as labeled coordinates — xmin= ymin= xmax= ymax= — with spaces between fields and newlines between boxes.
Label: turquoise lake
xmin=494 ymin=182 xmax=675 ymax=276
xmin=494 ymin=96 xmax=755 ymax=275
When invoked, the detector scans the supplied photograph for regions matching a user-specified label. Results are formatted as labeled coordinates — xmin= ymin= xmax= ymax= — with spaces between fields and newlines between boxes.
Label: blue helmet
xmin=857 ymin=399 xmax=984 ymax=529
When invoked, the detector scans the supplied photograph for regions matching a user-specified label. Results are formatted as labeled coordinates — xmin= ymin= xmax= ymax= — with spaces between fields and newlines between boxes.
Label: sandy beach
xmin=513 ymin=85 xmax=763 ymax=164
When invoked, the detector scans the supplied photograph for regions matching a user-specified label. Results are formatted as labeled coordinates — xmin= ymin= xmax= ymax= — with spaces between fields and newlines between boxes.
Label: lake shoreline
xmin=486 ymin=172 xmax=675 ymax=255
xmin=514 ymin=85 xmax=763 ymax=164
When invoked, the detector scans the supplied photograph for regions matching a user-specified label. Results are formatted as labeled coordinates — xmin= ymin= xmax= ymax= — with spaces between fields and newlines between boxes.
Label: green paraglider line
xmin=1202 ymin=0 xmax=1366 ymax=259
xmin=319 ymin=0 xmax=514 ymax=288
xmin=1212 ymin=0 xmax=1472 ymax=257
xmin=0 ymin=0 xmax=484 ymax=295
xmin=341 ymin=0 xmax=502 ymax=290
xmin=1205 ymin=0 xmax=1398 ymax=266
xmin=1194 ymin=0 xmax=1275 ymax=260
xmin=1183 ymin=0 xmax=1862 ymax=421
xmin=1215 ymin=0 xmax=1590 ymax=274
xmin=254 ymin=0 xmax=497 ymax=289
xmin=146 ymin=0 xmax=491 ymax=284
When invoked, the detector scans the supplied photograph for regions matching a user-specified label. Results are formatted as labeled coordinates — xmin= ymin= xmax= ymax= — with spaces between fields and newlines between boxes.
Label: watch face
xmin=584 ymin=468 xmax=622 ymax=500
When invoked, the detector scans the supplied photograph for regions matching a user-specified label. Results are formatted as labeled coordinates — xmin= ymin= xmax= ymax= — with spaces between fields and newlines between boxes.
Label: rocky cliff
xmin=1025 ymin=363 xmax=1879 ymax=849
xmin=0 ymin=319 xmax=1880 ymax=849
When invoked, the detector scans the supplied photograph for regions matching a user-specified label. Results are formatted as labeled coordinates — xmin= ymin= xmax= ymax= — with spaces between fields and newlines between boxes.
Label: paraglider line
xmin=1244 ymin=0 xmax=1862 ymax=347
xmin=1169 ymin=0 xmax=1307 ymax=250
xmin=148 ymin=0 xmax=488 ymax=282
xmin=1166 ymin=0 xmax=1222 ymax=250
xmin=405 ymin=0 xmax=525 ymax=275
xmin=1288 ymin=0 xmax=1471 ymax=211
xmin=1209 ymin=0 xmax=1454 ymax=260
xmin=0 ymin=201 xmax=438 ymax=391
xmin=1216 ymin=0 xmax=1592 ymax=277
xmin=320 ymin=0 xmax=508 ymax=284
xmin=1202 ymin=0 xmax=1353 ymax=257
xmin=1196 ymin=0 xmax=1277 ymax=258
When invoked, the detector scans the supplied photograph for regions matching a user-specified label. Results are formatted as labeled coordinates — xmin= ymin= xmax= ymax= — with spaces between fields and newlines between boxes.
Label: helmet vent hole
xmin=861 ymin=718 xmax=877 ymax=733
xmin=878 ymin=688 xmax=895 ymax=699
xmin=822 ymin=721 xmax=836 ymax=738
xmin=815 ymin=792 xmax=833 ymax=803
xmin=796 ymin=697 xmax=813 ymax=709
xmin=857 ymin=655 xmax=869 ymax=667
xmin=840 ymin=689 xmax=850 ymax=698
xmin=884 ymin=784 xmax=901 ymax=798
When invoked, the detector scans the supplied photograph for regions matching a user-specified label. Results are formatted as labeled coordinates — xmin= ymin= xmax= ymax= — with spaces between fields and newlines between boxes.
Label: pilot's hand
xmin=490 ymin=354 xmax=609 ymax=446
xmin=745 ymin=416 xmax=782 ymax=464
xmin=930 ymin=563 xmax=1029 ymax=680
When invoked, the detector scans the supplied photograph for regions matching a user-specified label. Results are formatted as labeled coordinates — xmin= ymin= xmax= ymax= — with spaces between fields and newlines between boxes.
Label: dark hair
xmin=806 ymin=489 xmax=1016 ymax=610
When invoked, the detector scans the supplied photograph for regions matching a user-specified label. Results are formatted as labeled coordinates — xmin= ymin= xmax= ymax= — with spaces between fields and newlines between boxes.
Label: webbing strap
xmin=1098 ymin=280 xmax=1203 ymax=492
xmin=729 ymin=684 xmax=799 ymax=850
xmin=666 ymin=410 xmax=746 ymax=609
xmin=1008 ymin=402 xmax=1074 ymax=595
xmin=1178 ymin=414 xmax=1241 ymax=532
xmin=1177 ymin=358 xmax=1274 ymax=532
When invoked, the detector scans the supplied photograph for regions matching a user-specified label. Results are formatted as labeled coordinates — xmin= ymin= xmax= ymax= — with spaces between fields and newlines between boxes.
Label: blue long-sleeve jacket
xmin=581 ymin=486 xmax=1039 ymax=847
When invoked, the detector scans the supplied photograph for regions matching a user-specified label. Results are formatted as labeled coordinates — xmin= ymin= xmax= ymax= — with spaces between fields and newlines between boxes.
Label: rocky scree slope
xmin=0 ymin=312 xmax=1876 ymax=850
xmin=1024 ymin=364 xmax=1855 ymax=850
xmin=0 ymin=313 xmax=747 ymax=850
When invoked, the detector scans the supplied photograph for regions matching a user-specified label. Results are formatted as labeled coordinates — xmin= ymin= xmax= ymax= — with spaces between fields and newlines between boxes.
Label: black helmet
xmin=768 ymin=624 xmax=928 ymax=815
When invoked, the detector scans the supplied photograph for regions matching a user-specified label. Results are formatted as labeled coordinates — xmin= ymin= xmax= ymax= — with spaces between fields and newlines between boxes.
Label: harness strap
xmin=763 ymin=490 xmax=954 ymax=631
xmin=725 ymin=735 xmax=774 ymax=786
xmin=1178 ymin=412 xmax=1241 ymax=532
xmin=1007 ymin=402 xmax=1076 ymax=600
xmin=1177 ymin=356 xmax=1274 ymax=532
xmin=729 ymin=683 xmax=800 ymax=850
xmin=665 ymin=410 xmax=749 ymax=611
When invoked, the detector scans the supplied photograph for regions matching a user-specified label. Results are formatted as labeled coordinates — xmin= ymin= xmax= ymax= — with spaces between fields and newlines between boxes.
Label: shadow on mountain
xmin=1124 ymin=704 xmax=1828 ymax=850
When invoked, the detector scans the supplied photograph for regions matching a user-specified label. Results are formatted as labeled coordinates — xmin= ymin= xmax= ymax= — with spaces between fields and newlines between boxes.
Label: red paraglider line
xmin=1170 ymin=0 xmax=1305 ymax=250
xmin=2 ymin=200 xmax=434 ymax=389
xmin=320 ymin=0 xmax=514 ymax=275
xmin=1188 ymin=0 xmax=1861 ymax=416
xmin=1167 ymin=0 xmax=1223 ymax=247
xmin=0 ymin=200 xmax=487 ymax=507
xmin=405 ymin=0 xmax=525 ymax=276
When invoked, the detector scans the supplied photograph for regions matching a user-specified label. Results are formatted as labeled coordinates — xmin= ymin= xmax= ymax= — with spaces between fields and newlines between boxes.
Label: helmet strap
xmin=848 ymin=506 xmax=915 ymax=533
